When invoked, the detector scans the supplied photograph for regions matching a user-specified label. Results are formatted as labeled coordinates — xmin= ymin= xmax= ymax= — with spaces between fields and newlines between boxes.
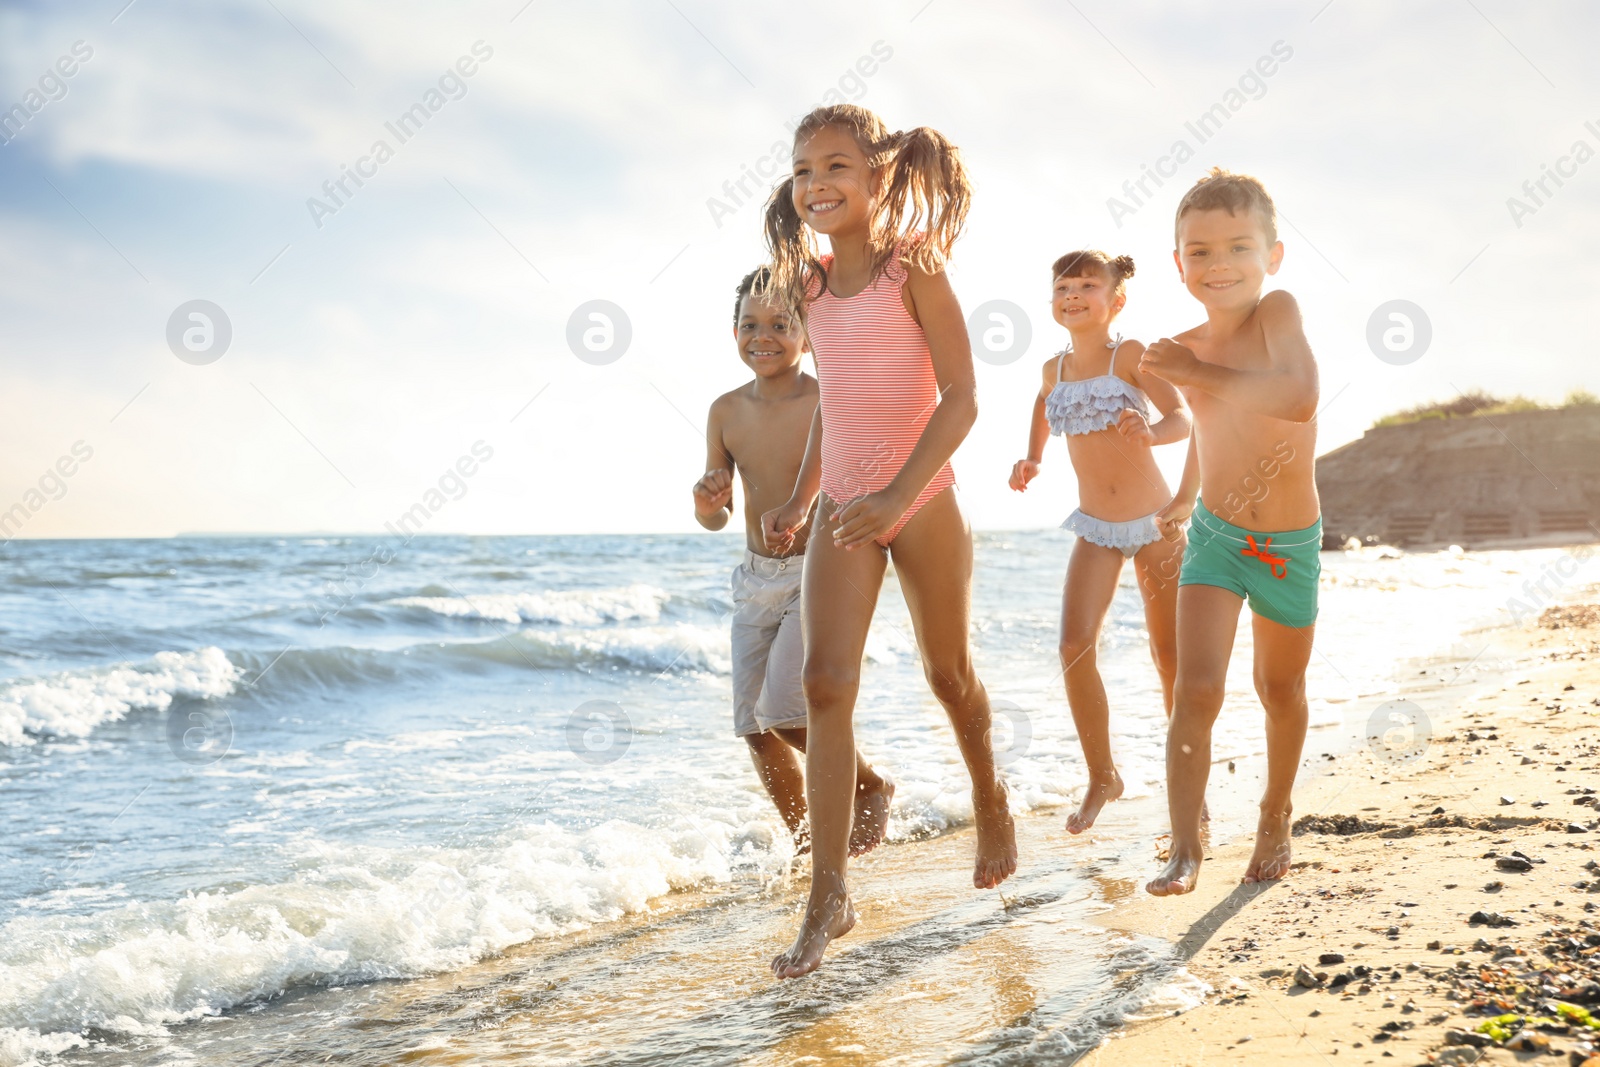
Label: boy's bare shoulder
xmin=707 ymin=385 xmax=754 ymax=427
xmin=1256 ymin=288 xmax=1303 ymax=325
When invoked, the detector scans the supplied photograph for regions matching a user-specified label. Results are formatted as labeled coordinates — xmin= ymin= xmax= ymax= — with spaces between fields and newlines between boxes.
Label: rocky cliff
xmin=1316 ymin=406 xmax=1600 ymax=548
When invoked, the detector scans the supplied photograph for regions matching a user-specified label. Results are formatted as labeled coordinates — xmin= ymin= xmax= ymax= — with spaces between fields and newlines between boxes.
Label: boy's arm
xmin=692 ymin=401 xmax=734 ymax=531
xmin=1141 ymin=292 xmax=1319 ymax=423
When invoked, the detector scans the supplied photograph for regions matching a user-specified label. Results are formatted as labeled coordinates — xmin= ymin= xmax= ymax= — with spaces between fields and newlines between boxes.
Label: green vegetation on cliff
xmin=1373 ymin=389 xmax=1599 ymax=429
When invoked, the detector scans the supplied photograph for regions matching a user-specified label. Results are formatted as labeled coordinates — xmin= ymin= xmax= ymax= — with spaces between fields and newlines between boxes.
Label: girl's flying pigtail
xmin=872 ymin=125 xmax=972 ymax=278
xmin=763 ymin=176 xmax=822 ymax=313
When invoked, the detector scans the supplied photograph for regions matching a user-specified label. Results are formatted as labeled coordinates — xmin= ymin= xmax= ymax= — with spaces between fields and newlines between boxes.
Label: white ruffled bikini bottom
xmin=1062 ymin=508 xmax=1164 ymax=558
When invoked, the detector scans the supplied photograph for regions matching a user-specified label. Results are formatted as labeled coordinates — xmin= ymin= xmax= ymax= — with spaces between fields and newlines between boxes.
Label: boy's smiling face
xmin=734 ymin=292 xmax=806 ymax=378
xmin=1050 ymin=269 xmax=1122 ymax=332
xmin=790 ymin=124 xmax=876 ymax=238
xmin=1173 ymin=207 xmax=1283 ymax=313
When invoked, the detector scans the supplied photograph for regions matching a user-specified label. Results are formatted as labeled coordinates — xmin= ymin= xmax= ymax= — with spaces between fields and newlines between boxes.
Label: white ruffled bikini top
xmin=1045 ymin=335 xmax=1151 ymax=437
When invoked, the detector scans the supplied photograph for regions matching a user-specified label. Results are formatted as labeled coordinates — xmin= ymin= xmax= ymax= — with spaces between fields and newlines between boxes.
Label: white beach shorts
xmin=730 ymin=551 xmax=808 ymax=737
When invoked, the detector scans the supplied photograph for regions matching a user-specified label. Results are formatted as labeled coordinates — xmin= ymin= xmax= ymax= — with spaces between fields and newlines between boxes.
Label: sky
xmin=0 ymin=0 xmax=1596 ymax=538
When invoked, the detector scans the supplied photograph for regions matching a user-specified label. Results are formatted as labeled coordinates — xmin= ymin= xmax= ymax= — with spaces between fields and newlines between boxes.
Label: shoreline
xmin=29 ymin=552 xmax=1585 ymax=1067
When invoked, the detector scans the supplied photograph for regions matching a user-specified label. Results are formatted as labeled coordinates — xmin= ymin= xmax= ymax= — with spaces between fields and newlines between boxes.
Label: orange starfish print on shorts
xmin=1241 ymin=535 xmax=1289 ymax=579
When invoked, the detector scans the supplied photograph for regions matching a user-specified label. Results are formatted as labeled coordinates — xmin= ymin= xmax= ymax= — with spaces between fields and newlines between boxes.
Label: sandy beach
xmin=1093 ymin=591 xmax=1600 ymax=1066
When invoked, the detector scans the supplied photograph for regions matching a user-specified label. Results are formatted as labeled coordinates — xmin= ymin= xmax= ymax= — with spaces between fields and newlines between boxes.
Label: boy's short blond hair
xmin=1175 ymin=166 xmax=1278 ymax=246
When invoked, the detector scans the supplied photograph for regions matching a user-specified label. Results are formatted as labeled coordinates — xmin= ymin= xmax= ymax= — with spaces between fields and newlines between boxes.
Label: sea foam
xmin=0 ymin=648 xmax=239 ymax=747
xmin=385 ymin=584 xmax=672 ymax=626
xmin=0 ymin=816 xmax=773 ymax=1054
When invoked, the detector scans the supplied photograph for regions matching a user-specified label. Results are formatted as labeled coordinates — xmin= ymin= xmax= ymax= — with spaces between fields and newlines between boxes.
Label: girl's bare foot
xmin=772 ymin=889 xmax=856 ymax=979
xmin=848 ymin=773 xmax=895 ymax=857
xmin=1065 ymin=769 xmax=1124 ymax=834
xmin=1243 ymin=809 xmax=1293 ymax=884
xmin=973 ymin=785 xmax=1018 ymax=889
xmin=1146 ymin=849 xmax=1201 ymax=896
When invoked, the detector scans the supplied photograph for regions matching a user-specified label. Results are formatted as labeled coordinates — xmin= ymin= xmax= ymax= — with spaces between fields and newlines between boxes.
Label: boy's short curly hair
xmin=1174 ymin=166 xmax=1277 ymax=245
xmin=733 ymin=266 xmax=777 ymax=326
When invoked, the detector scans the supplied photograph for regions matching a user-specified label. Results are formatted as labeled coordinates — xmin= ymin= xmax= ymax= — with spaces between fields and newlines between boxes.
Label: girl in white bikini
xmin=1010 ymin=250 xmax=1193 ymax=834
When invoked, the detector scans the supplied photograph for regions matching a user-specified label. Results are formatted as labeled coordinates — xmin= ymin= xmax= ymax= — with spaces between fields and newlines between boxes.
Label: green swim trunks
xmin=1179 ymin=500 xmax=1323 ymax=628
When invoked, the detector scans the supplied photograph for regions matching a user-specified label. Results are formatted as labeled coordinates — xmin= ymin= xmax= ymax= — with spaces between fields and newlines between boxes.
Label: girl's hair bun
xmin=1049 ymin=250 xmax=1137 ymax=295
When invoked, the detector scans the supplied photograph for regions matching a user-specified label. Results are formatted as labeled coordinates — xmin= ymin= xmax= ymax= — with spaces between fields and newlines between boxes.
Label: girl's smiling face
xmin=790 ymin=124 xmax=876 ymax=237
xmin=1051 ymin=270 xmax=1122 ymax=332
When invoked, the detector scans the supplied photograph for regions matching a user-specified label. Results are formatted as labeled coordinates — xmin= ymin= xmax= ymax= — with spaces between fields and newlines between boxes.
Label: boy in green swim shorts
xmin=1136 ymin=167 xmax=1323 ymax=898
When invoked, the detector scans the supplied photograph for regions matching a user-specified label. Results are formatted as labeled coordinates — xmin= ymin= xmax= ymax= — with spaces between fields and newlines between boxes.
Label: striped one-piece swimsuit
xmin=805 ymin=238 xmax=957 ymax=547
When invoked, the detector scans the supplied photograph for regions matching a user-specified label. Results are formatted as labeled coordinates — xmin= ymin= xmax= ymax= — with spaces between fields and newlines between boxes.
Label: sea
xmin=0 ymin=531 xmax=1585 ymax=1066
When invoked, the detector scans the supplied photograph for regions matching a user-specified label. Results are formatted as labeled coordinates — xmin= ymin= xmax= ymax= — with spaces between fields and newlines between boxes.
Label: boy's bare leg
xmin=771 ymin=727 xmax=896 ymax=857
xmin=746 ymin=730 xmax=808 ymax=851
xmin=1147 ymin=584 xmax=1242 ymax=896
xmin=1133 ymin=536 xmax=1208 ymax=822
xmin=772 ymin=506 xmax=886 ymax=980
xmin=1244 ymin=613 xmax=1315 ymax=883
xmin=1057 ymin=541 xmax=1126 ymax=834
xmin=891 ymin=488 xmax=1018 ymax=890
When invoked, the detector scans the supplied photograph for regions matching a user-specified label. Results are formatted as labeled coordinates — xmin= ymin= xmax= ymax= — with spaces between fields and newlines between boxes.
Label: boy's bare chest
xmin=724 ymin=397 xmax=814 ymax=474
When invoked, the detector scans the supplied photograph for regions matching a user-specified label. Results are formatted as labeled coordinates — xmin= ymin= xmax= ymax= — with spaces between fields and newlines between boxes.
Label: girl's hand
xmin=1009 ymin=459 xmax=1039 ymax=492
xmin=1154 ymin=495 xmax=1195 ymax=541
xmin=1115 ymin=409 xmax=1155 ymax=446
xmin=761 ymin=498 xmax=809 ymax=554
xmin=692 ymin=469 xmax=733 ymax=518
xmin=1140 ymin=338 xmax=1200 ymax=387
xmin=830 ymin=490 xmax=906 ymax=550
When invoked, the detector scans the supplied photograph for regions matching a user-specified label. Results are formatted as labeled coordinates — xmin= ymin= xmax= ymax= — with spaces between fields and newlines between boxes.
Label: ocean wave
xmin=0 ymin=817 xmax=778 ymax=1053
xmin=382 ymin=584 xmax=672 ymax=626
xmin=224 ymin=623 xmax=734 ymax=698
xmin=0 ymin=649 xmax=238 ymax=748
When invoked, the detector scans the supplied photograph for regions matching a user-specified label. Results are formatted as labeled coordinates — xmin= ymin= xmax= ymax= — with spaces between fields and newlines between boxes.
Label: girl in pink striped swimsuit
xmin=759 ymin=105 xmax=1017 ymax=980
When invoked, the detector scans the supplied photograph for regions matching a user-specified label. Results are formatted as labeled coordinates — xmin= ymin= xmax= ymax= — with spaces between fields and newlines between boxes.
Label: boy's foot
xmin=849 ymin=773 xmax=895 ymax=857
xmin=772 ymin=890 xmax=856 ymax=980
xmin=1243 ymin=809 xmax=1293 ymax=884
xmin=1065 ymin=770 xmax=1124 ymax=834
xmin=792 ymin=825 xmax=812 ymax=857
xmin=973 ymin=785 xmax=1018 ymax=889
xmin=1146 ymin=848 xmax=1202 ymax=896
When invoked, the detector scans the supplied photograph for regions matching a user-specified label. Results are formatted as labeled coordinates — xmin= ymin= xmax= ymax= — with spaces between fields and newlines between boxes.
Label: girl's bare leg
xmin=1058 ymin=540 xmax=1127 ymax=834
xmin=889 ymin=487 xmax=1017 ymax=890
xmin=772 ymin=499 xmax=887 ymax=980
xmin=1132 ymin=536 xmax=1185 ymax=716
